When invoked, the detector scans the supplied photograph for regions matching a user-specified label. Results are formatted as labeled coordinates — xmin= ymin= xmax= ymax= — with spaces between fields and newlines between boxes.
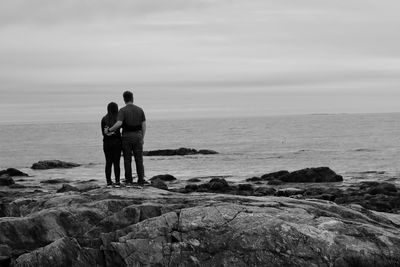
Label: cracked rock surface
xmin=1 ymin=182 xmax=400 ymax=266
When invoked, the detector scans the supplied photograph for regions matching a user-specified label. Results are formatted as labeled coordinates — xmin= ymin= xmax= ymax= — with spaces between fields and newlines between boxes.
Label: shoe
xmin=106 ymin=184 xmax=113 ymax=188
xmin=114 ymin=183 xmax=121 ymax=188
xmin=125 ymin=183 xmax=133 ymax=188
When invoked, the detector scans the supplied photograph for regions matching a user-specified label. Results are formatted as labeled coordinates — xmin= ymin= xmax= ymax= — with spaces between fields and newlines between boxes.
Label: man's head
xmin=123 ymin=91 xmax=134 ymax=104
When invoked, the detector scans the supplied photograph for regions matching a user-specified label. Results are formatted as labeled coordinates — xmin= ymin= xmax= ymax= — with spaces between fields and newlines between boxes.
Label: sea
xmin=1 ymin=113 xmax=399 ymax=186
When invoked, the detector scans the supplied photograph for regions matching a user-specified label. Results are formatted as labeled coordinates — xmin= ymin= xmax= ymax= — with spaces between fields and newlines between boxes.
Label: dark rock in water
xmin=267 ymin=179 xmax=283 ymax=185
xmin=246 ymin=176 xmax=262 ymax=182
xmin=197 ymin=149 xmax=218 ymax=155
xmin=150 ymin=174 xmax=177 ymax=182
xmin=208 ymin=178 xmax=230 ymax=192
xmin=143 ymin=147 xmax=218 ymax=156
xmin=261 ymin=170 xmax=290 ymax=180
xmin=0 ymin=175 xmax=15 ymax=186
xmin=151 ymin=179 xmax=168 ymax=190
xmin=31 ymin=160 xmax=80 ymax=170
xmin=57 ymin=184 xmax=79 ymax=193
xmin=280 ymin=167 xmax=343 ymax=183
xmin=187 ymin=178 xmax=201 ymax=183
xmin=40 ymin=178 xmax=70 ymax=184
xmin=276 ymin=188 xmax=306 ymax=197
xmin=0 ymin=168 xmax=28 ymax=177
xmin=15 ymin=237 xmax=100 ymax=267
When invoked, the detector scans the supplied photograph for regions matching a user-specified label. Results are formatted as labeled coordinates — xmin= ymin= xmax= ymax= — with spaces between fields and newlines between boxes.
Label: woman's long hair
xmin=106 ymin=102 xmax=119 ymax=126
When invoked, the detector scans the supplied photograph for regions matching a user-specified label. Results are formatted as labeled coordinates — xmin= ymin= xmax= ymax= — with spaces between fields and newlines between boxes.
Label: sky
xmin=0 ymin=0 xmax=400 ymax=123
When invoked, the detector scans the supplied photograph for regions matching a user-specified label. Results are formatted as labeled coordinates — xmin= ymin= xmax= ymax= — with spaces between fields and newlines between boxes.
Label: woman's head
xmin=107 ymin=102 xmax=119 ymax=115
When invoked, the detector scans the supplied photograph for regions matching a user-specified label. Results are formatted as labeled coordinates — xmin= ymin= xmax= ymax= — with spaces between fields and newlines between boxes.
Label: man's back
xmin=117 ymin=104 xmax=146 ymax=137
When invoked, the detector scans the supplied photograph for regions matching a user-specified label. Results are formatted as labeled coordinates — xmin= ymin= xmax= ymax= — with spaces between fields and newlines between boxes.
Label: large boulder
xmin=0 ymin=168 xmax=28 ymax=177
xmin=104 ymin=201 xmax=400 ymax=267
xmin=31 ymin=160 xmax=80 ymax=170
xmin=279 ymin=167 xmax=343 ymax=183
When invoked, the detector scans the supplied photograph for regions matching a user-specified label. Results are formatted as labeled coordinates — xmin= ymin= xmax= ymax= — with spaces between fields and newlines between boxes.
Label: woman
xmin=101 ymin=102 xmax=122 ymax=187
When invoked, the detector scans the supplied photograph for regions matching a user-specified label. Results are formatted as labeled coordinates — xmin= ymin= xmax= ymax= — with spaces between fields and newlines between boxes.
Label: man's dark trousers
xmin=122 ymin=132 xmax=144 ymax=184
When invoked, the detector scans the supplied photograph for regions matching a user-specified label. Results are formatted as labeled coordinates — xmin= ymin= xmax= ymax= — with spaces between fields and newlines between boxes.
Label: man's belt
xmin=123 ymin=124 xmax=142 ymax=132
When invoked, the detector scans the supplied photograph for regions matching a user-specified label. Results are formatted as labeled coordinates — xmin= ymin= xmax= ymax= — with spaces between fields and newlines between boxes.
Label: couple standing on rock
xmin=101 ymin=90 xmax=146 ymax=188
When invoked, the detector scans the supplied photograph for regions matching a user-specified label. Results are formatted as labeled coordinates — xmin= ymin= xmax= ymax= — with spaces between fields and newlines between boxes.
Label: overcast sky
xmin=1 ymin=0 xmax=400 ymax=123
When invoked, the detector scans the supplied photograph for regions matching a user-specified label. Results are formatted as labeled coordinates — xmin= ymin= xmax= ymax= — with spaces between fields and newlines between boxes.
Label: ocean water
xmin=1 ymin=113 xmax=399 ymax=185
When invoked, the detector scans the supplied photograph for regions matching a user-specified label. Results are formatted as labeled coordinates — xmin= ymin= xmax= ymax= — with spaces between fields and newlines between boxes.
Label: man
xmin=106 ymin=91 xmax=146 ymax=187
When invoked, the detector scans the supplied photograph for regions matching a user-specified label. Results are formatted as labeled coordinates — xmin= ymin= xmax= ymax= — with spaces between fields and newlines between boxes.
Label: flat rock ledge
xmin=31 ymin=160 xmax=80 ymax=170
xmin=143 ymin=148 xmax=218 ymax=156
xmin=0 ymin=186 xmax=399 ymax=267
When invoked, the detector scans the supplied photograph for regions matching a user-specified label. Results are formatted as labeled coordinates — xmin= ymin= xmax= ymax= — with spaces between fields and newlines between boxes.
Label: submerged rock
xmin=31 ymin=160 xmax=80 ymax=170
xmin=143 ymin=147 xmax=218 ymax=156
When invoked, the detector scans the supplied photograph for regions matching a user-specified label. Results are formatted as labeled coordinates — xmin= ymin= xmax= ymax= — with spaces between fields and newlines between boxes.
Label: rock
xmin=150 ymin=174 xmax=177 ymax=182
xmin=31 ymin=160 xmax=80 ymax=170
xmin=184 ymin=184 xmax=198 ymax=192
xmin=187 ymin=178 xmax=201 ymax=183
xmin=0 ymin=174 xmax=15 ymax=186
xmin=246 ymin=176 xmax=261 ymax=182
xmin=197 ymin=149 xmax=218 ymax=155
xmin=276 ymin=188 xmax=306 ymax=197
xmin=57 ymin=184 xmax=79 ymax=193
xmin=14 ymin=237 xmax=100 ymax=267
xmin=261 ymin=170 xmax=290 ymax=180
xmin=254 ymin=187 xmax=276 ymax=196
xmin=361 ymin=182 xmax=397 ymax=195
xmin=151 ymin=179 xmax=168 ymax=190
xmin=279 ymin=167 xmax=343 ymax=183
xmin=0 ymin=168 xmax=28 ymax=177
xmin=267 ymin=179 xmax=283 ymax=185
xmin=104 ymin=202 xmax=400 ymax=267
xmin=40 ymin=178 xmax=70 ymax=184
xmin=1 ymin=181 xmax=400 ymax=266
xmin=9 ymin=184 xmax=26 ymax=189
xmin=238 ymin=184 xmax=253 ymax=191
xmin=208 ymin=178 xmax=230 ymax=192
xmin=143 ymin=148 xmax=218 ymax=156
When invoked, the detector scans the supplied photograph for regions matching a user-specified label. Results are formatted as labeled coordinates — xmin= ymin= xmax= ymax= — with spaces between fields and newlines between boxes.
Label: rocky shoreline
xmin=1 ymin=165 xmax=400 ymax=266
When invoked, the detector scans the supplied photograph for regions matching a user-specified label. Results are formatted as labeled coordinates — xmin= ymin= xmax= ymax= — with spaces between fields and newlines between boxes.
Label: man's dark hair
xmin=107 ymin=102 xmax=119 ymax=115
xmin=123 ymin=91 xmax=134 ymax=103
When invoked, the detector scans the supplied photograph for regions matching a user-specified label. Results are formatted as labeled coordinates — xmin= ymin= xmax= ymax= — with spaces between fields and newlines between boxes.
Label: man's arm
xmin=141 ymin=121 xmax=146 ymax=138
xmin=108 ymin=121 xmax=122 ymax=133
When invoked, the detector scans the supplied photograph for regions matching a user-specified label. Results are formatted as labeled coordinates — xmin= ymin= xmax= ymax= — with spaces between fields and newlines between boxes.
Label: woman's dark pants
xmin=103 ymin=139 xmax=122 ymax=185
